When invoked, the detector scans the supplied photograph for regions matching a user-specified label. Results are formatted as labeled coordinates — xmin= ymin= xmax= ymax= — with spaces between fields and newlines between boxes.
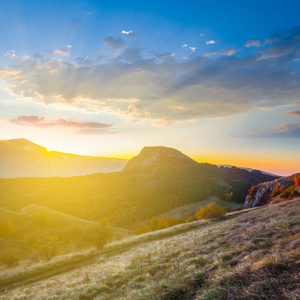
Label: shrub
xmin=93 ymin=218 xmax=112 ymax=249
xmin=133 ymin=223 xmax=151 ymax=235
xmin=294 ymin=175 xmax=300 ymax=187
xmin=0 ymin=248 xmax=21 ymax=267
xmin=248 ymin=186 xmax=257 ymax=197
xmin=134 ymin=216 xmax=183 ymax=235
xmin=34 ymin=235 xmax=63 ymax=260
xmin=270 ymin=187 xmax=280 ymax=198
xmin=195 ymin=202 xmax=226 ymax=220
xmin=158 ymin=215 xmax=183 ymax=229
xmin=280 ymin=186 xmax=300 ymax=199
xmin=185 ymin=215 xmax=195 ymax=223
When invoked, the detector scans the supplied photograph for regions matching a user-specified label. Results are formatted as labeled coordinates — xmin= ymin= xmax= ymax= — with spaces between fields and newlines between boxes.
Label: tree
xmin=0 ymin=248 xmax=21 ymax=267
xmin=34 ymin=235 xmax=63 ymax=260
xmin=93 ymin=218 xmax=112 ymax=249
xmin=224 ymin=192 xmax=233 ymax=202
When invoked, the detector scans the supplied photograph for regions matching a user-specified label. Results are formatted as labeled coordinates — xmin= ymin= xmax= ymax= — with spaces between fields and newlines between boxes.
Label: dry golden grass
xmin=0 ymin=198 xmax=299 ymax=299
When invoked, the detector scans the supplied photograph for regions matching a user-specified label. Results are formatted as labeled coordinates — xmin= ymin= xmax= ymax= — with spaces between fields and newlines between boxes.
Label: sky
xmin=0 ymin=0 xmax=300 ymax=175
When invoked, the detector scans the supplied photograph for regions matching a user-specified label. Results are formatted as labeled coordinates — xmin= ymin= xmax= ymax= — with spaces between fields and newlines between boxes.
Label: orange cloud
xmin=9 ymin=115 xmax=112 ymax=129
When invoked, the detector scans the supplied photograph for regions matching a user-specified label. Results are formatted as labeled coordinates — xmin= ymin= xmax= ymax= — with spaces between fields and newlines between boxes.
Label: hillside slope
xmin=0 ymin=204 xmax=133 ymax=265
xmin=1 ymin=198 xmax=299 ymax=299
xmin=0 ymin=204 xmax=132 ymax=239
xmin=0 ymin=139 xmax=127 ymax=178
xmin=0 ymin=146 xmax=279 ymax=227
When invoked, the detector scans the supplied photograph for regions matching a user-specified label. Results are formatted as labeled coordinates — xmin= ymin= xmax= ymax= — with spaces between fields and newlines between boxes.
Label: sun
xmin=36 ymin=147 xmax=55 ymax=163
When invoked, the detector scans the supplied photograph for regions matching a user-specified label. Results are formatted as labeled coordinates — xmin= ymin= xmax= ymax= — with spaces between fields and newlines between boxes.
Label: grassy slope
xmin=0 ymin=205 xmax=133 ymax=269
xmin=158 ymin=196 xmax=241 ymax=218
xmin=0 ymin=205 xmax=132 ymax=238
xmin=0 ymin=198 xmax=299 ymax=299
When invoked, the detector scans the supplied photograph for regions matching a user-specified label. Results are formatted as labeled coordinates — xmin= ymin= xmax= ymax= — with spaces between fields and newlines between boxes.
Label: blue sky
xmin=0 ymin=0 xmax=300 ymax=175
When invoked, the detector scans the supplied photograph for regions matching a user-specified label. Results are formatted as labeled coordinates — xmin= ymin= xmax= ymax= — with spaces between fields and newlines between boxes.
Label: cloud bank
xmin=2 ymin=26 xmax=300 ymax=122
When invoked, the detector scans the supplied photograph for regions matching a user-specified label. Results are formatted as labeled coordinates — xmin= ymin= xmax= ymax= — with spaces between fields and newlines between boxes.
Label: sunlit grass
xmin=0 ymin=199 xmax=299 ymax=299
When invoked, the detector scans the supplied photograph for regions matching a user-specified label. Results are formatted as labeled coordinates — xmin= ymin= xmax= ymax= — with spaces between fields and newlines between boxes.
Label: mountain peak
xmin=4 ymin=138 xmax=33 ymax=143
xmin=123 ymin=146 xmax=198 ymax=171
xmin=0 ymin=138 xmax=45 ymax=152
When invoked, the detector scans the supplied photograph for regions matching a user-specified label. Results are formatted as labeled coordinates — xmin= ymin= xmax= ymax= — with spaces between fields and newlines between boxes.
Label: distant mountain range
xmin=218 ymin=164 xmax=278 ymax=177
xmin=0 ymin=139 xmax=128 ymax=178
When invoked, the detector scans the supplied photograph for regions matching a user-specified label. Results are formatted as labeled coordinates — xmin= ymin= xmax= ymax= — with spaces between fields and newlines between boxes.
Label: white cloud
xmin=66 ymin=45 xmax=72 ymax=48
xmin=221 ymin=47 xmax=237 ymax=56
xmin=0 ymin=67 xmax=20 ymax=78
xmin=125 ymin=103 xmax=138 ymax=115
xmin=75 ymin=55 xmax=88 ymax=60
xmin=245 ymin=39 xmax=261 ymax=47
xmin=203 ymin=51 xmax=219 ymax=57
xmin=153 ymin=118 xmax=172 ymax=126
xmin=53 ymin=48 xmax=70 ymax=56
xmin=182 ymin=44 xmax=188 ymax=48
xmin=206 ymin=40 xmax=215 ymax=45
xmin=169 ymin=105 xmax=187 ymax=111
xmin=200 ymin=33 xmax=205 ymax=37
xmin=121 ymin=30 xmax=137 ymax=38
xmin=121 ymin=30 xmax=132 ymax=35
xmin=189 ymin=47 xmax=197 ymax=52
xmin=273 ymin=124 xmax=289 ymax=133
xmin=4 ymin=50 xmax=16 ymax=58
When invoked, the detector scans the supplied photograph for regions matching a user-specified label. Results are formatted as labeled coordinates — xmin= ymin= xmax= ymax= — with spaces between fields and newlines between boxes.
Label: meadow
xmin=0 ymin=198 xmax=299 ymax=299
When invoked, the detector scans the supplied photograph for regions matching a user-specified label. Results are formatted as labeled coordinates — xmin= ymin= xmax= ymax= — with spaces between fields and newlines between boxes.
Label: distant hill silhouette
xmin=0 ymin=139 xmax=127 ymax=178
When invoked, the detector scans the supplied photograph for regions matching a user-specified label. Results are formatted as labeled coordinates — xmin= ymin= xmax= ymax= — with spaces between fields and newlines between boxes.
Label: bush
xmin=34 ymin=235 xmax=63 ymax=260
xmin=248 ymin=186 xmax=257 ymax=197
xmin=294 ymin=175 xmax=300 ymax=187
xmin=0 ymin=248 xmax=21 ymax=267
xmin=134 ymin=216 xmax=183 ymax=235
xmin=195 ymin=202 xmax=226 ymax=220
xmin=270 ymin=187 xmax=280 ymax=198
xmin=93 ymin=218 xmax=112 ymax=249
xmin=280 ymin=186 xmax=300 ymax=199
xmin=133 ymin=223 xmax=152 ymax=235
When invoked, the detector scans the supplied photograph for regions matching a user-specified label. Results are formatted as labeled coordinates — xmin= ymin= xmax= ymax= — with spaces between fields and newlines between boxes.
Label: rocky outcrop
xmin=244 ymin=173 xmax=300 ymax=208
